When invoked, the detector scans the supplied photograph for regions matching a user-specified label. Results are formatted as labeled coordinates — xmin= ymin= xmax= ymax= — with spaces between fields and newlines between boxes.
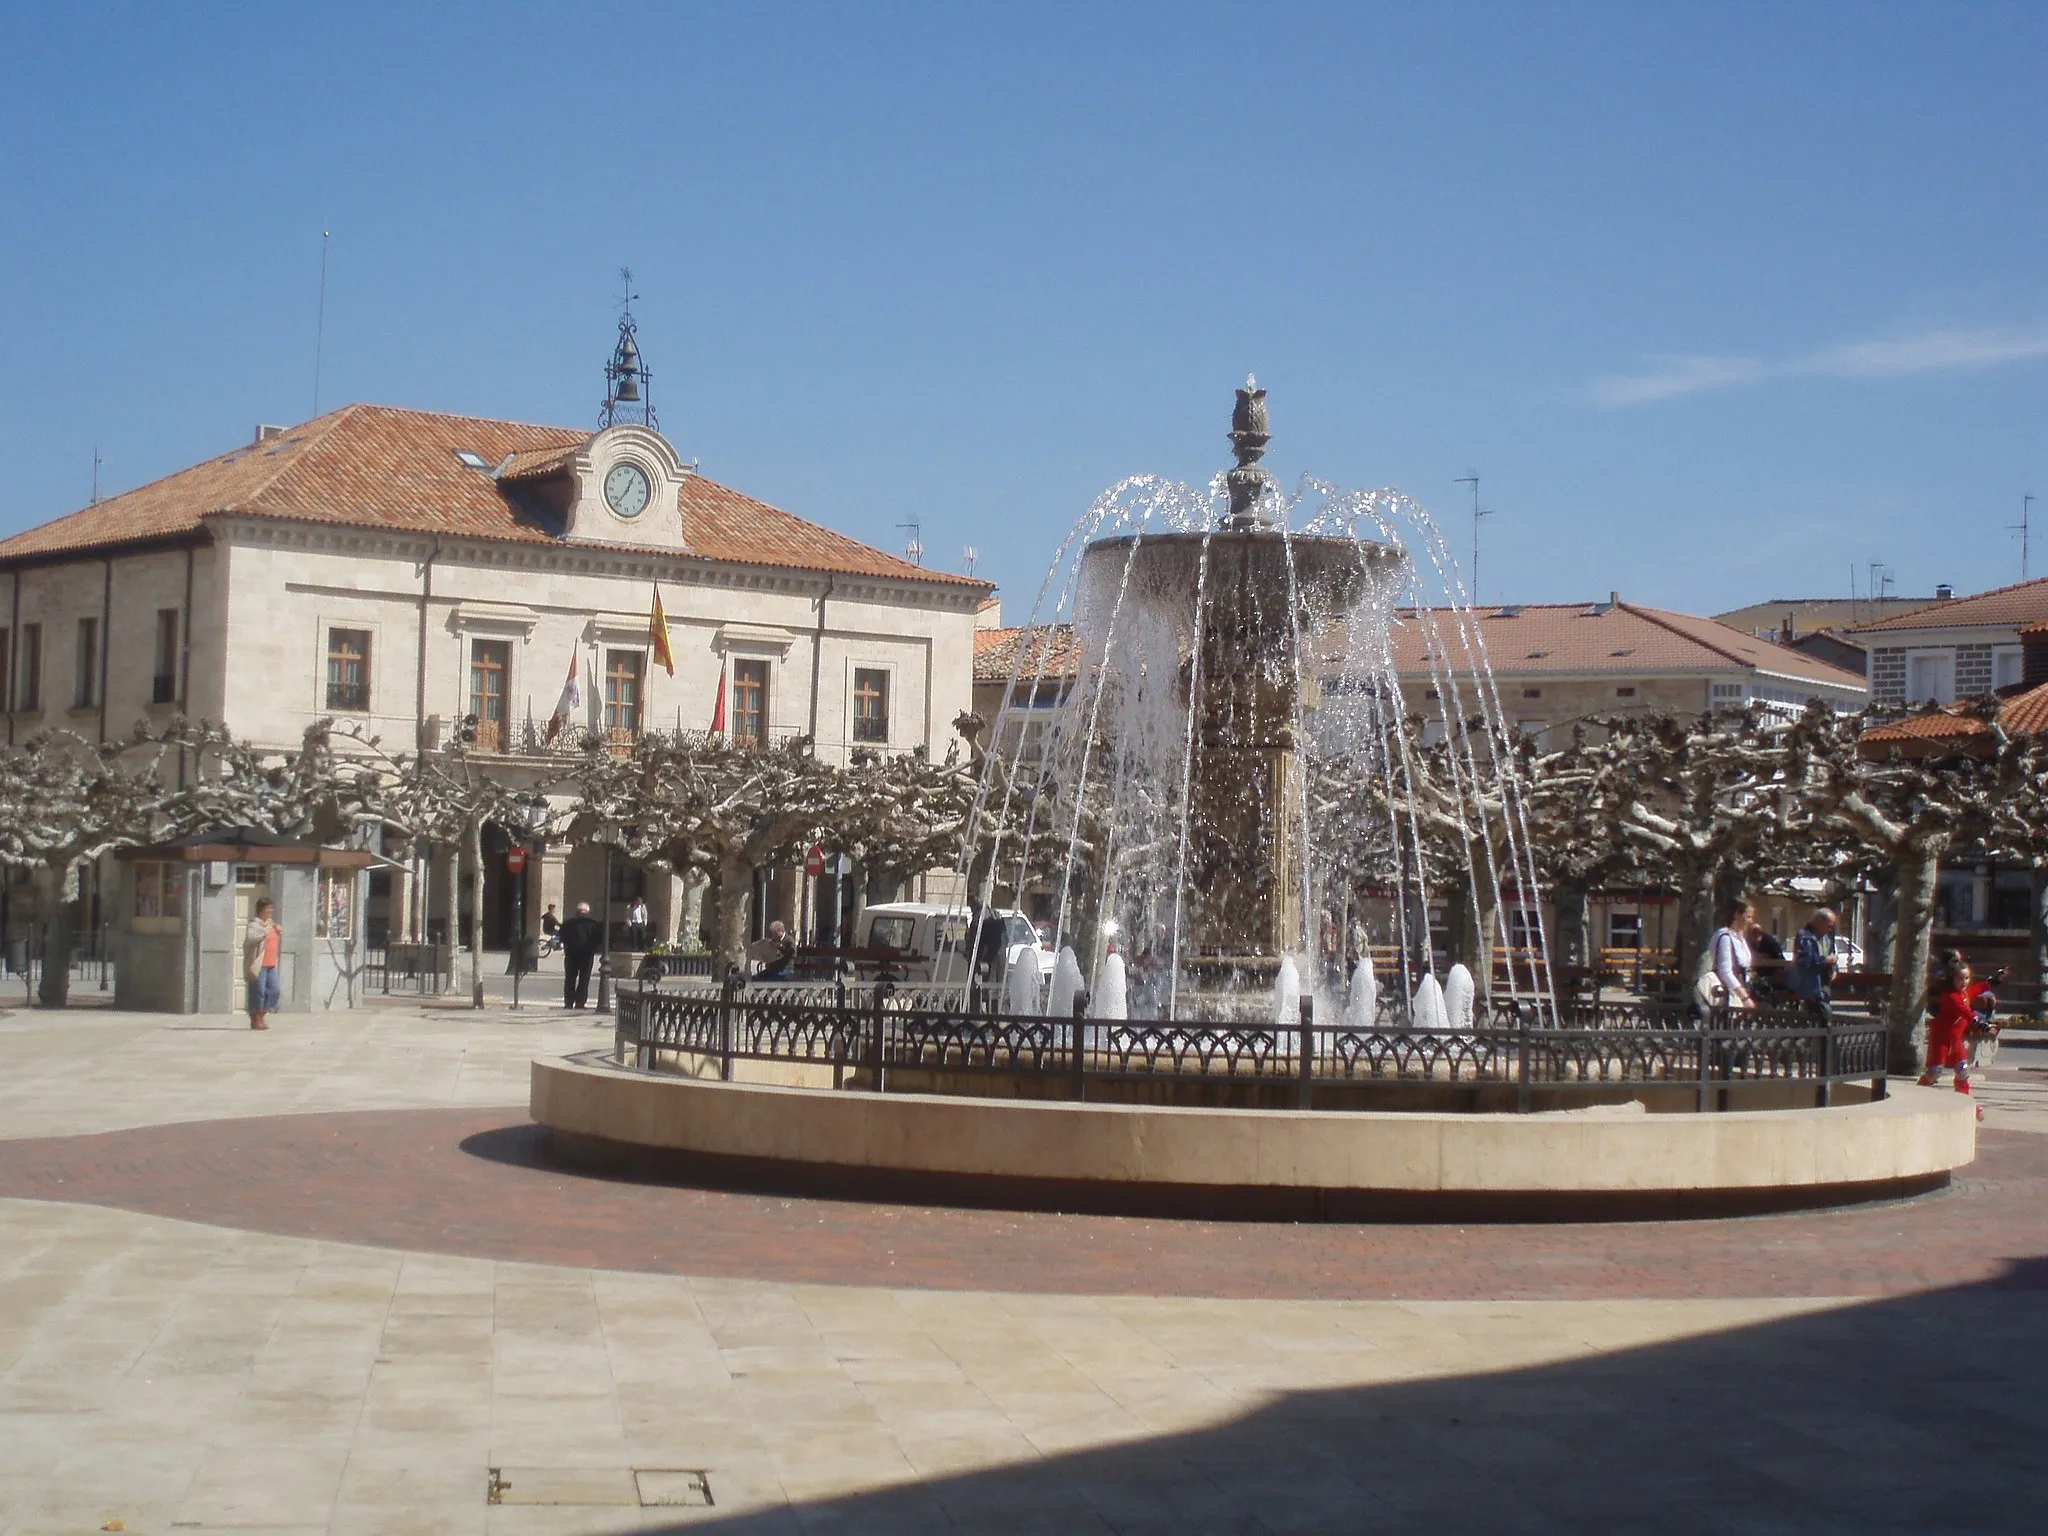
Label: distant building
xmin=1847 ymin=578 xmax=2048 ymax=706
xmin=1382 ymin=593 xmax=1867 ymax=749
xmin=970 ymin=611 xmax=1078 ymax=764
xmin=1714 ymin=595 xmax=1946 ymax=682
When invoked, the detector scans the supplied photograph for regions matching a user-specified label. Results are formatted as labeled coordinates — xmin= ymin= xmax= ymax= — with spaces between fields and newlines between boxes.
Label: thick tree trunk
xmin=711 ymin=853 xmax=752 ymax=978
xmin=441 ymin=844 xmax=458 ymax=989
xmin=37 ymin=869 xmax=74 ymax=1008
xmin=1888 ymin=841 xmax=1945 ymax=1076
xmin=1676 ymin=876 xmax=1716 ymax=993
xmin=2031 ymin=869 xmax=2048 ymax=1007
xmin=1470 ymin=882 xmax=1499 ymax=1006
xmin=1551 ymin=884 xmax=1589 ymax=978
xmin=466 ymin=816 xmax=485 ymax=1008
xmin=1867 ymin=875 xmax=1898 ymax=976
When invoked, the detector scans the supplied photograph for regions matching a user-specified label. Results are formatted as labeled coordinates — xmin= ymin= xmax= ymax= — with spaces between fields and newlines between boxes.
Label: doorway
xmin=231 ymin=865 xmax=271 ymax=1007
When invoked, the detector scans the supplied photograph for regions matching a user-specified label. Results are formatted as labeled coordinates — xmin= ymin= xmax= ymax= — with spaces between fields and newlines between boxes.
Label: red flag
xmin=709 ymin=658 xmax=727 ymax=735
xmin=648 ymin=583 xmax=675 ymax=677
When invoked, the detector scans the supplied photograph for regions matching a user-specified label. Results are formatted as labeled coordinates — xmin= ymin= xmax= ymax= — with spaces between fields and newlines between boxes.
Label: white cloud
xmin=1591 ymin=321 xmax=2048 ymax=407
xmin=1589 ymin=353 xmax=1767 ymax=407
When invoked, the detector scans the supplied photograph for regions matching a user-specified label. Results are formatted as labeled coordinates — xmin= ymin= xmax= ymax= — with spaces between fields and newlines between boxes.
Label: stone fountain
xmin=1074 ymin=383 xmax=1401 ymax=1002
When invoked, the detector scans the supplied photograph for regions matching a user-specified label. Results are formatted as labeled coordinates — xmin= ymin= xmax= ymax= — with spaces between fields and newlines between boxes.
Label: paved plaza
xmin=2 ymin=1002 xmax=2047 ymax=1532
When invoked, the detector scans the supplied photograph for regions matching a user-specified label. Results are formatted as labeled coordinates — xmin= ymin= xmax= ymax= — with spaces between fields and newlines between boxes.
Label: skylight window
xmin=1526 ymin=650 xmax=1549 ymax=659
xmin=454 ymin=450 xmax=491 ymax=470
xmin=1610 ymin=648 xmax=1634 ymax=657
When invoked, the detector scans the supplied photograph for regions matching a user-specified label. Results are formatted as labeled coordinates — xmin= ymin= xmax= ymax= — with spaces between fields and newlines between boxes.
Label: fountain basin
xmin=531 ymin=1055 xmax=1974 ymax=1221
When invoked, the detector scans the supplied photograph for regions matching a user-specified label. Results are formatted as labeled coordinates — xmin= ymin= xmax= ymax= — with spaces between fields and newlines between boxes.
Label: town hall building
xmin=0 ymin=326 xmax=990 ymax=965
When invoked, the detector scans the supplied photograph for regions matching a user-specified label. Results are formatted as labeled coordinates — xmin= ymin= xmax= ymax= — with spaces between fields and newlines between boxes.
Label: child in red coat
xmin=1921 ymin=954 xmax=1995 ymax=1114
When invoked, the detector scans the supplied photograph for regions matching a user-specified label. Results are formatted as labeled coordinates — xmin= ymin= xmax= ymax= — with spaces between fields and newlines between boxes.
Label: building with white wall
xmin=1846 ymin=579 xmax=2048 ymax=706
xmin=0 ymin=392 xmax=989 ymax=957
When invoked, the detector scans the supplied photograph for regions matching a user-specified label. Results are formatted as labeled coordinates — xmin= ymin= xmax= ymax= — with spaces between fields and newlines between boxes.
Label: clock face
xmin=603 ymin=461 xmax=651 ymax=518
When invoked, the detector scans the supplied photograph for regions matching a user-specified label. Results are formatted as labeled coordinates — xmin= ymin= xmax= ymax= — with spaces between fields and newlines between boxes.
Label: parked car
xmin=853 ymin=902 xmax=1038 ymax=985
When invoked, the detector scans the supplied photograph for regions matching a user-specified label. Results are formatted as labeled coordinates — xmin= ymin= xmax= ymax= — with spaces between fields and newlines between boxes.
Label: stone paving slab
xmin=2 ymin=1105 xmax=2046 ymax=1300
xmin=0 ymin=1198 xmax=2044 ymax=1533
xmin=3 ymin=1005 xmax=2048 ymax=1530
xmin=0 ymin=1003 xmax=610 ymax=1140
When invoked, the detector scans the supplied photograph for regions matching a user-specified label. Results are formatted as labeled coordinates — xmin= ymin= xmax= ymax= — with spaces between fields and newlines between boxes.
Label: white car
xmin=853 ymin=902 xmax=1038 ymax=985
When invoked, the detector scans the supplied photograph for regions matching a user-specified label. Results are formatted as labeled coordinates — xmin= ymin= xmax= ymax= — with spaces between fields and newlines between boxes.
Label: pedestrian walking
xmin=244 ymin=898 xmax=281 ymax=1030
xmin=1922 ymin=951 xmax=1996 ymax=1120
xmin=627 ymin=895 xmax=650 ymax=951
xmin=1789 ymin=908 xmax=1839 ymax=1022
xmin=559 ymin=901 xmax=603 ymax=1008
xmin=1694 ymin=898 xmax=1757 ymax=1015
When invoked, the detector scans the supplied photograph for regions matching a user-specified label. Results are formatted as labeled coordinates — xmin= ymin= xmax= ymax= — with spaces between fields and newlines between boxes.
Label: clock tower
xmin=549 ymin=278 xmax=692 ymax=548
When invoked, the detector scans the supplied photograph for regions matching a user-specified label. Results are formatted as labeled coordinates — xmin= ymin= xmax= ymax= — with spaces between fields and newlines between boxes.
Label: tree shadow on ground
xmin=646 ymin=1259 xmax=2048 ymax=1535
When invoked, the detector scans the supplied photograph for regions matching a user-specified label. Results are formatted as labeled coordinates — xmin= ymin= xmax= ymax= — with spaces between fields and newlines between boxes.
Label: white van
xmin=853 ymin=902 xmax=1040 ymax=985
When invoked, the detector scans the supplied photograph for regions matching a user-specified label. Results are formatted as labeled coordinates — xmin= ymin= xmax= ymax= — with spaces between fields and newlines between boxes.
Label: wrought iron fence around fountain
xmin=613 ymin=980 xmax=1891 ymax=1113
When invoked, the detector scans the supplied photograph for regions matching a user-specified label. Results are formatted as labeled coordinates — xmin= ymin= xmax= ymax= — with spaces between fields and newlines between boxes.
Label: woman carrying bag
xmin=1693 ymin=898 xmax=1758 ymax=1016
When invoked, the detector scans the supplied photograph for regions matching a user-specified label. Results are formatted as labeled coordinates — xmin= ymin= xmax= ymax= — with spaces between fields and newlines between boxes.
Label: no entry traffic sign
xmin=804 ymin=844 xmax=825 ymax=877
xmin=505 ymin=847 xmax=528 ymax=874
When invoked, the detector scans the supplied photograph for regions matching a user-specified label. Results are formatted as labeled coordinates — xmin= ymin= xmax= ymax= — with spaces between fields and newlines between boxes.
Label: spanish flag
xmin=648 ymin=583 xmax=675 ymax=676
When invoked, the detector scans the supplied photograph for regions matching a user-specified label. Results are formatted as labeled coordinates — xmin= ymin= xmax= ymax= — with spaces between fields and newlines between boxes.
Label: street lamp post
xmin=596 ymin=835 xmax=614 ymax=1014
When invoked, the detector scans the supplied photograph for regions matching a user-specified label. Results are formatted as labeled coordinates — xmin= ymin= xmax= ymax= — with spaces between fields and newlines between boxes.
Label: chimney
xmin=1934 ymin=583 xmax=1954 ymax=601
xmin=254 ymin=424 xmax=286 ymax=444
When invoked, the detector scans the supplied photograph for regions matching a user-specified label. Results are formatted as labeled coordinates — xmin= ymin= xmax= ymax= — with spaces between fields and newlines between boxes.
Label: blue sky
xmin=3 ymin=2 xmax=2043 ymax=615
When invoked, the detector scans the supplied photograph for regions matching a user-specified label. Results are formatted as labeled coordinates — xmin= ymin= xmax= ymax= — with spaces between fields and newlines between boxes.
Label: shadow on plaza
xmin=638 ymin=1260 xmax=2048 ymax=1536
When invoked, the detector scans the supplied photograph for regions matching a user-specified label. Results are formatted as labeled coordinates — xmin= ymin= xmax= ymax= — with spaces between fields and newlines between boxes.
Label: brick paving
xmin=2 ymin=1105 xmax=2044 ymax=1300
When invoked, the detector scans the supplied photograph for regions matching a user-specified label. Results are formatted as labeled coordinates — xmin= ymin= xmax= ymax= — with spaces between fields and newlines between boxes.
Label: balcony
xmin=493 ymin=721 xmax=812 ymax=758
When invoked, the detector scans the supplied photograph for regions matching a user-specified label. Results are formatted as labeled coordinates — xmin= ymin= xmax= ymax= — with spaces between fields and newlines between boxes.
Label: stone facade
xmin=1870 ymin=646 xmax=1908 ymax=704
xmin=2 ymin=408 xmax=989 ymax=957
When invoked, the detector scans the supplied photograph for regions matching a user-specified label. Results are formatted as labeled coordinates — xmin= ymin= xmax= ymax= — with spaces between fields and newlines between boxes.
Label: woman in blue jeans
xmin=243 ymin=899 xmax=281 ymax=1029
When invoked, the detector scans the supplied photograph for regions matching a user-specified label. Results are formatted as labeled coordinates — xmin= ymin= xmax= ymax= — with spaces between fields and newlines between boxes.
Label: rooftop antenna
xmin=312 ymin=228 xmax=329 ymax=417
xmin=91 ymin=446 xmax=103 ymax=506
xmin=962 ymin=544 xmax=977 ymax=577
xmin=2011 ymin=493 xmax=2035 ymax=582
xmin=897 ymin=516 xmax=923 ymax=565
xmin=600 ymin=267 xmax=655 ymax=430
xmin=1454 ymin=472 xmax=1492 ymax=604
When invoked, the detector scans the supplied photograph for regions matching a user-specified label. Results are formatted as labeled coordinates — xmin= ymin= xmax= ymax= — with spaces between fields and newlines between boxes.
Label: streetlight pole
xmin=596 ymin=836 xmax=613 ymax=1014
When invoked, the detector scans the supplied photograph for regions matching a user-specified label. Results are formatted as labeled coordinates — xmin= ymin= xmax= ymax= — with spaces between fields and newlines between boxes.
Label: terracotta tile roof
xmin=1713 ymin=596 xmax=1937 ymax=637
xmin=0 ymin=403 xmax=987 ymax=589
xmin=495 ymin=445 xmax=577 ymax=481
xmin=1845 ymin=577 xmax=2048 ymax=635
xmin=1860 ymin=681 xmax=2048 ymax=748
xmin=1859 ymin=710 xmax=1992 ymax=747
xmin=1371 ymin=601 xmax=1867 ymax=691
xmin=974 ymin=624 xmax=1081 ymax=683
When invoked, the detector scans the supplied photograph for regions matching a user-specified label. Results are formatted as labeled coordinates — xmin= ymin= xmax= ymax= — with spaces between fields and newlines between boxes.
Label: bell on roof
xmin=599 ymin=267 xmax=657 ymax=430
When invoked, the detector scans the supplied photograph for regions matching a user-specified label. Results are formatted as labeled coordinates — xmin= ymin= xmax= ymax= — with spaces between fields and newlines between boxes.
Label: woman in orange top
xmin=243 ymin=898 xmax=282 ymax=1030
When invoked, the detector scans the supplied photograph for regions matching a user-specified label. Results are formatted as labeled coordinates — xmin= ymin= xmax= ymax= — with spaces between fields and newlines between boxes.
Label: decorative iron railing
xmin=614 ymin=982 xmax=1890 ymax=1113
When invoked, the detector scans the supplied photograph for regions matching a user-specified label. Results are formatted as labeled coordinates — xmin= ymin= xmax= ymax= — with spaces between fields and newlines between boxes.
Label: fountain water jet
xmin=959 ymin=383 xmax=1550 ymax=1027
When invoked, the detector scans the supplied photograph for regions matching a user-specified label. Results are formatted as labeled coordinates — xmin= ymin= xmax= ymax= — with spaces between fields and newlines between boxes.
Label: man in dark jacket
xmin=560 ymin=902 xmax=604 ymax=1008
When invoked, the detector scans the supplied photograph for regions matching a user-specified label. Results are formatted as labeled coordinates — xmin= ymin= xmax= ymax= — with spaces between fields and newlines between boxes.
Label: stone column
xmin=539 ymin=845 xmax=569 ymax=924
xmin=388 ymin=848 xmax=414 ymax=948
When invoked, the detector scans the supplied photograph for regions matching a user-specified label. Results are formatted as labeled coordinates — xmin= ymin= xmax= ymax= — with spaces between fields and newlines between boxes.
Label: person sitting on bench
xmin=748 ymin=920 xmax=795 ymax=980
